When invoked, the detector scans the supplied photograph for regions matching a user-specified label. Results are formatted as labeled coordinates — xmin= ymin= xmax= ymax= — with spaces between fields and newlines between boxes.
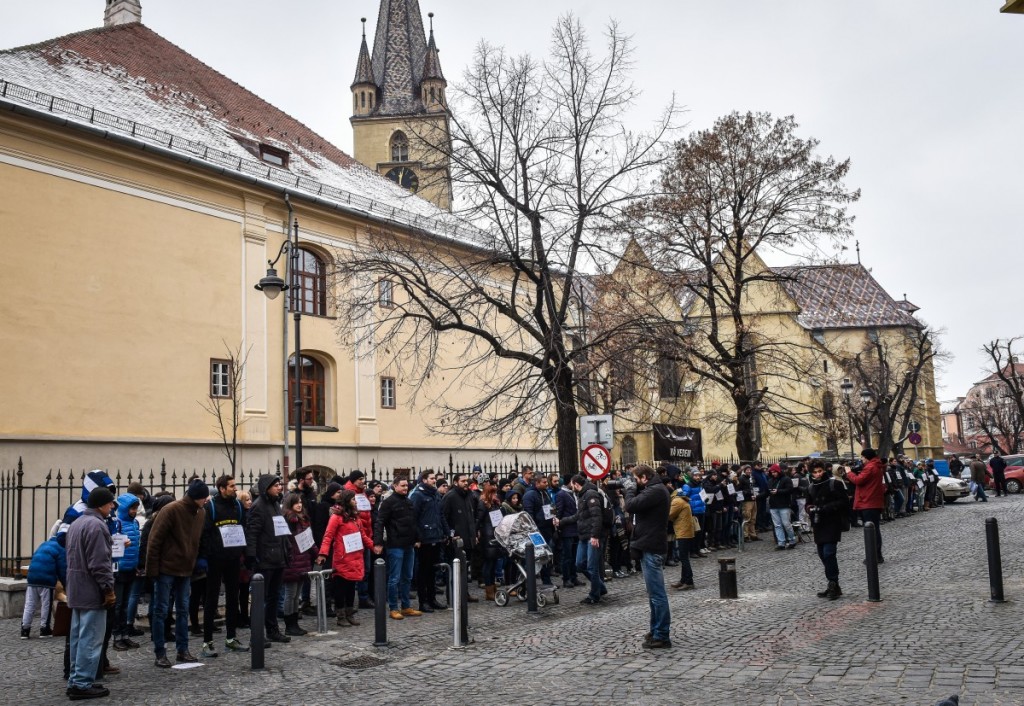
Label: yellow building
xmin=0 ymin=1 xmax=550 ymax=479
xmin=606 ymin=242 xmax=943 ymax=464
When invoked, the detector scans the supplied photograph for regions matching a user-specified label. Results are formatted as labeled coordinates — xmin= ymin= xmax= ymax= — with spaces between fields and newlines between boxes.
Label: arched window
xmin=361 ymin=91 xmax=366 ymax=108
xmin=621 ymin=435 xmax=638 ymax=465
xmin=288 ymin=355 xmax=326 ymax=427
xmin=390 ymin=131 xmax=409 ymax=162
xmin=290 ymin=248 xmax=327 ymax=316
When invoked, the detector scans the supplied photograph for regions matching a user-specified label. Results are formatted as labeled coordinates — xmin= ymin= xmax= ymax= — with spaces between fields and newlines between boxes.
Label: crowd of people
xmin=16 ymin=450 xmax=986 ymax=699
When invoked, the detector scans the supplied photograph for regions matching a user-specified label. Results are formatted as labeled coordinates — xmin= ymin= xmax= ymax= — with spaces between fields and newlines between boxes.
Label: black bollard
xmin=525 ymin=542 xmax=538 ymax=613
xmin=373 ymin=558 xmax=388 ymax=646
xmin=456 ymin=545 xmax=470 ymax=644
xmin=863 ymin=522 xmax=881 ymax=602
xmin=986 ymin=518 xmax=1005 ymax=603
xmin=718 ymin=558 xmax=738 ymax=599
xmin=250 ymin=573 xmax=265 ymax=670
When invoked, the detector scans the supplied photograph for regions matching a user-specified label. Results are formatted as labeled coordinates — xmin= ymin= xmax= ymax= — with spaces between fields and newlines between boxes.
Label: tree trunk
xmin=734 ymin=400 xmax=760 ymax=462
xmin=552 ymin=370 xmax=580 ymax=477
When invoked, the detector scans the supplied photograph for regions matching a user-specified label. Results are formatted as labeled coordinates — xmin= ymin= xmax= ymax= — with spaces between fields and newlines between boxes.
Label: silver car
xmin=937 ymin=475 xmax=970 ymax=502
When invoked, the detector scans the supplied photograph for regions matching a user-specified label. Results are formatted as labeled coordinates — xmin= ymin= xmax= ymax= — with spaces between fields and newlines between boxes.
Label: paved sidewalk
xmin=5 ymin=495 xmax=1024 ymax=705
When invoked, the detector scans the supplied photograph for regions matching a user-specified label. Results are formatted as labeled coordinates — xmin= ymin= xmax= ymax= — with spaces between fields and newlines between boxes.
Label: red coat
xmin=847 ymin=457 xmax=885 ymax=510
xmin=344 ymin=481 xmax=373 ymax=538
xmin=318 ymin=513 xmax=372 ymax=581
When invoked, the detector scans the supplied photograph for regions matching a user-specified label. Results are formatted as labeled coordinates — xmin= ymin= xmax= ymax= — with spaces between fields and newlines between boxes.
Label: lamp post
xmin=840 ymin=378 xmax=855 ymax=459
xmin=256 ymin=215 xmax=303 ymax=470
xmin=860 ymin=388 xmax=873 ymax=450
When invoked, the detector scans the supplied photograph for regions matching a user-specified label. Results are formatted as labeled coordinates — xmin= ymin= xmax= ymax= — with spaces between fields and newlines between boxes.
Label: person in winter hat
xmin=111 ymin=493 xmax=142 ymax=651
xmin=21 ymin=532 xmax=67 ymax=639
xmin=245 ymin=475 xmax=292 ymax=643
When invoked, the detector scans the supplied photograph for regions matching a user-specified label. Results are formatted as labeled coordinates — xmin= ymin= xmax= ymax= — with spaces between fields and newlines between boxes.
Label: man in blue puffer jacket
xmin=22 ymin=533 xmax=68 ymax=638
xmin=681 ymin=473 xmax=706 ymax=557
xmin=112 ymin=493 xmax=141 ymax=651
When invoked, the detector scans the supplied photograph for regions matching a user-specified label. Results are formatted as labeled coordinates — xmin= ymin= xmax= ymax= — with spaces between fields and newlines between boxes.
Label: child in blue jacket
xmin=22 ymin=533 xmax=67 ymax=638
xmin=112 ymin=493 xmax=142 ymax=650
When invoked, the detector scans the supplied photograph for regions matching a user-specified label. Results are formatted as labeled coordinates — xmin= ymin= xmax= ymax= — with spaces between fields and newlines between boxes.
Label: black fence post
xmin=250 ymin=573 xmax=265 ymax=670
xmin=455 ymin=541 xmax=470 ymax=643
xmin=864 ymin=522 xmax=881 ymax=602
xmin=373 ymin=558 xmax=388 ymax=647
xmin=14 ymin=458 xmax=24 ymax=578
xmin=986 ymin=518 xmax=1005 ymax=603
xmin=525 ymin=542 xmax=538 ymax=613
xmin=159 ymin=458 xmax=167 ymax=491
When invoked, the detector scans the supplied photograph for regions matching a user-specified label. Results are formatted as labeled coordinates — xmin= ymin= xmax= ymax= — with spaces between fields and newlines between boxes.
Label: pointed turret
xmin=351 ymin=18 xmax=377 ymax=117
xmin=369 ymin=0 xmax=429 ymax=115
xmin=104 ymin=0 xmax=142 ymax=27
xmin=420 ymin=12 xmax=446 ymax=113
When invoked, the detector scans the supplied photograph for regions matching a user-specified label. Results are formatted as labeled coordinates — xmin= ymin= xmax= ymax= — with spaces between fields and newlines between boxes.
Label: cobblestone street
xmin=6 ymin=496 xmax=1024 ymax=705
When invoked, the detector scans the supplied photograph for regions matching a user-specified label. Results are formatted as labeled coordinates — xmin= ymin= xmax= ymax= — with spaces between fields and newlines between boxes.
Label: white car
xmin=938 ymin=475 xmax=970 ymax=502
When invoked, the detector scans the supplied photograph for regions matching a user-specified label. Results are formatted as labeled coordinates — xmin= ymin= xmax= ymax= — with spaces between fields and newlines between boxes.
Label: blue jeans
xmin=585 ymin=539 xmax=606 ymax=600
xmin=576 ymin=541 xmax=590 ymax=579
xmin=152 ymin=574 xmax=190 ymax=656
xmin=386 ymin=547 xmax=415 ymax=610
xmin=817 ymin=542 xmax=839 ymax=582
xmin=770 ymin=508 xmax=796 ymax=546
xmin=125 ymin=575 xmax=146 ymax=630
xmin=559 ymin=535 xmax=578 ymax=583
xmin=68 ymin=608 xmax=106 ymax=690
xmin=642 ymin=552 xmax=671 ymax=641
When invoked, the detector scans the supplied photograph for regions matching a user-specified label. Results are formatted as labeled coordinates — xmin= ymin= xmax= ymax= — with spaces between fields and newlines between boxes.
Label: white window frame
xmin=380 ymin=376 xmax=396 ymax=409
xmin=210 ymin=359 xmax=232 ymax=398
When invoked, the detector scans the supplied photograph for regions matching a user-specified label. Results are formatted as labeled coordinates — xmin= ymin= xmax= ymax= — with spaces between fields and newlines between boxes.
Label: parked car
xmin=1003 ymin=467 xmax=1024 ymax=494
xmin=937 ymin=475 xmax=970 ymax=502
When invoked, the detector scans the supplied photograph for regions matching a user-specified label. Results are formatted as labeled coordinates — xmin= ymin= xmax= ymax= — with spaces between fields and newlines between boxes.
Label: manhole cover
xmin=335 ymin=656 xmax=388 ymax=670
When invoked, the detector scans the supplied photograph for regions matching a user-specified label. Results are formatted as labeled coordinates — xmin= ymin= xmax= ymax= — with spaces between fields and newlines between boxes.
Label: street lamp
xmin=840 ymin=378 xmax=855 ymax=459
xmin=256 ymin=213 xmax=303 ymax=470
xmin=860 ymin=388 xmax=873 ymax=450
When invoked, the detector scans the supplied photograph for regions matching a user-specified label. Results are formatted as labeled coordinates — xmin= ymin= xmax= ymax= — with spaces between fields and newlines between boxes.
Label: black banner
xmin=653 ymin=424 xmax=703 ymax=463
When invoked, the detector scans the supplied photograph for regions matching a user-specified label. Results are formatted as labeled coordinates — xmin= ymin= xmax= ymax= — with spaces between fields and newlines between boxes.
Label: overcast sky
xmin=2 ymin=1 xmax=1021 ymax=401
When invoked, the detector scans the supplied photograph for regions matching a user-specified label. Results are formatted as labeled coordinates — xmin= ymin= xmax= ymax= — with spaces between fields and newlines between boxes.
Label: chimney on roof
xmin=104 ymin=0 xmax=142 ymax=27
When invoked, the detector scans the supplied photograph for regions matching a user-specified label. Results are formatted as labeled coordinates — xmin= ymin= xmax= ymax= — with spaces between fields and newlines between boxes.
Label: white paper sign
xmin=542 ymin=504 xmax=553 ymax=520
xmin=727 ymin=483 xmax=736 ymax=494
xmin=736 ymin=492 xmax=745 ymax=502
xmin=715 ymin=491 xmax=724 ymax=501
xmin=355 ymin=494 xmax=372 ymax=512
xmin=171 ymin=662 xmax=205 ymax=670
xmin=219 ymin=524 xmax=246 ymax=548
xmin=272 ymin=516 xmax=290 ymax=536
xmin=699 ymin=490 xmax=709 ymax=503
xmin=295 ymin=527 xmax=315 ymax=553
xmin=489 ymin=509 xmax=503 ymax=528
xmin=917 ymin=480 xmax=925 ymax=489
xmin=791 ymin=478 xmax=800 ymax=488
xmin=111 ymin=534 xmax=127 ymax=559
xmin=342 ymin=532 xmax=363 ymax=554
xmin=752 ymin=488 xmax=759 ymax=498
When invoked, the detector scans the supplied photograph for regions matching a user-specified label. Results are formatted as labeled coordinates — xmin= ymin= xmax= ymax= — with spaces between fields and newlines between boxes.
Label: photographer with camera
xmin=624 ymin=465 xmax=672 ymax=649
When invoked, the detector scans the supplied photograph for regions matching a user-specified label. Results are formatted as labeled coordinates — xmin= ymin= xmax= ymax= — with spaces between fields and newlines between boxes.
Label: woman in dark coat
xmin=807 ymin=459 xmax=849 ymax=600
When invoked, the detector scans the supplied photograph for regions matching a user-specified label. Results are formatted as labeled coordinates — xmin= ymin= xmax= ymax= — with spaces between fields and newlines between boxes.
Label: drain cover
xmin=335 ymin=656 xmax=388 ymax=670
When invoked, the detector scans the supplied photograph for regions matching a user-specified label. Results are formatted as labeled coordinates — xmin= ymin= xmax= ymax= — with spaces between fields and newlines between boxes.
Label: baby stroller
xmin=492 ymin=512 xmax=559 ymax=607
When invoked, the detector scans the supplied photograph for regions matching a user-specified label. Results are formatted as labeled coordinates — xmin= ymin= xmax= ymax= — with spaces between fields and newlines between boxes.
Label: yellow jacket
xmin=668 ymin=494 xmax=694 ymax=539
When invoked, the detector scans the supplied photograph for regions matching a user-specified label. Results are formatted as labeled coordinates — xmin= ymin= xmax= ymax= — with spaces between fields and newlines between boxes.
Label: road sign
xmin=908 ymin=432 xmax=923 ymax=446
xmin=581 ymin=444 xmax=611 ymax=480
xmin=579 ymin=415 xmax=614 ymax=449
xmin=908 ymin=420 xmax=922 ymax=433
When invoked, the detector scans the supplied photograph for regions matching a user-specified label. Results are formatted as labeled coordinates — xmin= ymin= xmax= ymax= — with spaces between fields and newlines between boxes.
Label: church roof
xmin=772 ymin=263 xmax=922 ymax=330
xmin=369 ymin=0 xmax=432 ymax=115
xmin=352 ymin=29 xmax=375 ymax=88
xmin=0 ymin=22 xmax=473 ymax=241
xmin=422 ymin=27 xmax=445 ymax=82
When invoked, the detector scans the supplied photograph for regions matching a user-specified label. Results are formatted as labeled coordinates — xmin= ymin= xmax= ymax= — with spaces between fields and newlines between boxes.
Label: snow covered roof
xmin=0 ymin=22 xmax=475 ymax=244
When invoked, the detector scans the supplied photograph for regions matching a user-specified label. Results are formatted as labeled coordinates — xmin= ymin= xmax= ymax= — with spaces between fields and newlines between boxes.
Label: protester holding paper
xmin=145 ymin=478 xmax=208 ymax=667
xmin=281 ymin=493 xmax=316 ymax=637
xmin=198 ymin=475 xmax=247 ymax=658
xmin=317 ymin=489 xmax=373 ymax=627
xmin=410 ymin=470 xmax=449 ymax=612
xmin=245 ymin=474 xmax=292 ymax=643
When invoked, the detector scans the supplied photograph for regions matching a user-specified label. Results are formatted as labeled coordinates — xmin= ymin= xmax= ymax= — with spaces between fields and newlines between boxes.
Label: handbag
xmin=52 ymin=600 xmax=71 ymax=637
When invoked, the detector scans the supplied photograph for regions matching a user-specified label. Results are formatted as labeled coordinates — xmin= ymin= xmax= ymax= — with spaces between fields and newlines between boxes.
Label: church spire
xmin=352 ymin=18 xmax=375 ymax=88
xmin=103 ymin=0 xmax=142 ymax=27
xmin=369 ymin=0 xmax=429 ymax=115
xmin=421 ymin=13 xmax=445 ymax=82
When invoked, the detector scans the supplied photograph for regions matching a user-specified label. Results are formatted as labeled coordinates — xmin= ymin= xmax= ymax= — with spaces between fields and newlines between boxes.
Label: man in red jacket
xmin=847 ymin=448 xmax=886 ymax=563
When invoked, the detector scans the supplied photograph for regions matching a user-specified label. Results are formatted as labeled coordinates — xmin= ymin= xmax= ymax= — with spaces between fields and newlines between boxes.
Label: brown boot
xmin=345 ymin=609 xmax=360 ymax=626
xmin=484 ymin=584 xmax=496 ymax=601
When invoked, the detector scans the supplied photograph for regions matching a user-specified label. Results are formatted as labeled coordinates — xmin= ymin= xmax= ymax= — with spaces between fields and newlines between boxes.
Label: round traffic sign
xmin=908 ymin=420 xmax=922 ymax=433
xmin=581 ymin=444 xmax=611 ymax=480
xmin=908 ymin=432 xmax=922 ymax=446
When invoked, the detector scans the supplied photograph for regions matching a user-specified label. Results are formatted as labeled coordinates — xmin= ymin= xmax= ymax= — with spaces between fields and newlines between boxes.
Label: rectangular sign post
xmin=579 ymin=415 xmax=614 ymax=449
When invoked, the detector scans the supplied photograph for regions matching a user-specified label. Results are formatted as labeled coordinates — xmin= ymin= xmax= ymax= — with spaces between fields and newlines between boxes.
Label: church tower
xmin=104 ymin=0 xmax=142 ymax=27
xmin=350 ymin=2 xmax=453 ymax=211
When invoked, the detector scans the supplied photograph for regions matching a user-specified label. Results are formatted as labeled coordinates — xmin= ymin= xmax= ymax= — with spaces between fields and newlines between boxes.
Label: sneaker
xmin=20 ymin=627 xmax=29 ymax=639
xmin=642 ymin=637 xmax=673 ymax=649
xmin=389 ymin=610 xmax=404 ymax=620
xmin=66 ymin=685 xmax=110 ymax=700
xmin=786 ymin=543 xmax=796 ymax=550
xmin=613 ymin=570 xmax=628 ymax=579
xmin=400 ymin=607 xmax=422 ymax=617
xmin=39 ymin=626 xmax=53 ymax=638
xmin=201 ymin=641 xmax=219 ymax=658
xmin=225 ymin=638 xmax=249 ymax=652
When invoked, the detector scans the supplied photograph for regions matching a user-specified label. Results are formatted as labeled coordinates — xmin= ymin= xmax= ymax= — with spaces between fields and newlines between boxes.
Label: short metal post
xmin=373 ymin=558 xmax=388 ymax=647
xmin=452 ymin=557 xmax=464 ymax=649
xmin=308 ymin=569 xmax=334 ymax=636
xmin=525 ymin=542 xmax=538 ymax=613
xmin=986 ymin=518 xmax=1005 ymax=603
xmin=718 ymin=558 xmax=738 ymax=599
xmin=250 ymin=573 xmax=265 ymax=670
xmin=737 ymin=520 xmax=746 ymax=553
xmin=864 ymin=522 xmax=881 ymax=602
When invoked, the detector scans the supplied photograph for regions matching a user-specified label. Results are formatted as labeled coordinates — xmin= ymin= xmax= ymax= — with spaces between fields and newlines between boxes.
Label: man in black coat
xmin=244 ymin=474 xmax=291 ymax=642
xmin=373 ymin=478 xmax=421 ymax=619
xmin=807 ymin=460 xmax=848 ymax=600
xmin=199 ymin=475 xmax=247 ymax=657
xmin=990 ymin=453 xmax=1008 ymax=497
xmin=624 ymin=465 xmax=671 ymax=649
xmin=442 ymin=473 xmax=479 ymax=602
xmin=555 ymin=475 xmax=606 ymax=604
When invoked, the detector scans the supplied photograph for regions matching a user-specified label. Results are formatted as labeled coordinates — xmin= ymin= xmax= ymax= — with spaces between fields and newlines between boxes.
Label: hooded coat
xmin=27 ymin=536 xmax=68 ymax=588
xmin=410 ymin=481 xmax=448 ymax=544
xmin=245 ymin=474 xmax=291 ymax=570
xmin=847 ymin=457 xmax=886 ymax=510
xmin=115 ymin=493 xmax=141 ymax=573
xmin=284 ymin=511 xmax=315 ymax=583
xmin=319 ymin=512 xmax=373 ymax=581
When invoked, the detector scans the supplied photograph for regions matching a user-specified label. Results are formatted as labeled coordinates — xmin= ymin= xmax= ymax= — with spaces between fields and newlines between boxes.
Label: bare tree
xmin=199 ymin=341 xmax=250 ymax=473
xmin=622 ymin=112 xmax=860 ymax=460
xmin=965 ymin=338 xmax=1024 ymax=454
xmin=837 ymin=326 xmax=945 ymax=459
xmin=333 ymin=16 xmax=677 ymax=473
